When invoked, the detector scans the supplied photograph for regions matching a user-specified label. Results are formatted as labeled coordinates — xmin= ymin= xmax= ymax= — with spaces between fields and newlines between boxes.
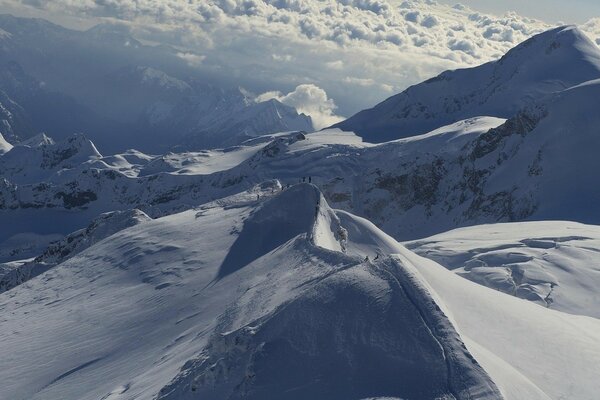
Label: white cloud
xmin=343 ymin=76 xmax=376 ymax=86
xmin=325 ymin=60 xmax=344 ymax=70
xmin=10 ymin=0 xmax=596 ymax=117
xmin=272 ymin=53 xmax=294 ymax=61
xmin=176 ymin=52 xmax=206 ymax=67
xmin=258 ymin=84 xmax=344 ymax=129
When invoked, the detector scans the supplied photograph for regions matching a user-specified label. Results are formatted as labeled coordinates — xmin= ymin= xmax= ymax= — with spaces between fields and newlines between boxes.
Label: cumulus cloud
xmin=7 ymin=0 xmax=595 ymax=117
xmin=325 ymin=60 xmax=344 ymax=70
xmin=257 ymin=84 xmax=344 ymax=129
xmin=176 ymin=52 xmax=206 ymax=67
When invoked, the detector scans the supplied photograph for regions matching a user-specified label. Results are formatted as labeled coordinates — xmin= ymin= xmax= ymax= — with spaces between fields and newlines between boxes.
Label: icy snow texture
xmin=407 ymin=221 xmax=600 ymax=318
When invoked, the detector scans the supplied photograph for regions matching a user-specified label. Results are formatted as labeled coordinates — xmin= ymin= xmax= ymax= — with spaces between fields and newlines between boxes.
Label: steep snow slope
xmin=19 ymin=132 xmax=55 ymax=147
xmin=0 ymin=86 xmax=35 ymax=144
xmin=0 ymin=184 xmax=501 ymax=400
xmin=406 ymin=221 xmax=600 ymax=318
xmin=333 ymin=26 xmax=600 ymax=142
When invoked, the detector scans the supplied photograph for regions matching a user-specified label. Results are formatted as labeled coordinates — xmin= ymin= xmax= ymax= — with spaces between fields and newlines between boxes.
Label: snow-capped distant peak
xmin=19 ymin=132 xmax=54 ymax=147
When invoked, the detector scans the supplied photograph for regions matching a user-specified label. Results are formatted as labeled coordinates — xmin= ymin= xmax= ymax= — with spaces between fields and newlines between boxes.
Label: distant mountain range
xmin=0 ymin=14 xmax=312 ymax=152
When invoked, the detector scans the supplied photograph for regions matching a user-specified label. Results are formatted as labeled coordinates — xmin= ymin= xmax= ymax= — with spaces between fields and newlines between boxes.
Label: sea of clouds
xmin=5 ymin=0 xmax=600 ymax=126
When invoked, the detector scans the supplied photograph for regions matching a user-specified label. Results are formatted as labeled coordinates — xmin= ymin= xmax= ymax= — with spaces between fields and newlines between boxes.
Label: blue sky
xmin=437 ymin=0 xmax=600 ymax=24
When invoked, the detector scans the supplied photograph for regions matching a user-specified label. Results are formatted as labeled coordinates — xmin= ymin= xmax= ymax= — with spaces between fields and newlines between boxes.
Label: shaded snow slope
xmin=0 ymin=133 xmax=101 ymax=185
xmin=406 ymin=221 xmax=600 ymax=318
xmin=0 ymin=184 xmax=500 ymax=400
xmin=333 ymin=26 xmax=600 ymax=142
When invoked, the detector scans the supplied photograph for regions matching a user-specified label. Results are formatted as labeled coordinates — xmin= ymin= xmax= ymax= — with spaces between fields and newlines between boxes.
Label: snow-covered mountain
xmin=333 ymin=26 xmax=600 ymax=142
xmin=3 ymin=183 xmax=599 ymax=400
xmin=0 ymin=208 xmax=150 ymax=293
xmin=3 ymin=22 xmax=600 ymax=400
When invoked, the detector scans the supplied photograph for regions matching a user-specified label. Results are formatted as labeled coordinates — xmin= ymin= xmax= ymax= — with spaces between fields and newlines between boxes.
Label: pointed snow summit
xmin=333 ymin=26 xmax=600 ymax=142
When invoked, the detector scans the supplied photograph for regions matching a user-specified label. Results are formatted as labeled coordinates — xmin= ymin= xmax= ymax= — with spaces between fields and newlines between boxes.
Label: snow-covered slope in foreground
xmin=0 ymin=184 xmax=502 ymax=400
xmin=2 ymin=184 xmax=600 ymax=400
xmin=407 ymin=221 xmax=600 ymax=318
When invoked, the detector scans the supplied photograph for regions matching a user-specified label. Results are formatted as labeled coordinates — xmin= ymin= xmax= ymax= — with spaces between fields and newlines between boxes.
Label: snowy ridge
xmin=2 ymin=87 xmax=600 ymax=255
xmin=0 ymin=133 xmax=101 ymax=185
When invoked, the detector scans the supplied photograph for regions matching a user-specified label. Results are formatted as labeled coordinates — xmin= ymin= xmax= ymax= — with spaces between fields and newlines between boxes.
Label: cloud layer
xmin=4 ymin=0 xmax=600 ymax=120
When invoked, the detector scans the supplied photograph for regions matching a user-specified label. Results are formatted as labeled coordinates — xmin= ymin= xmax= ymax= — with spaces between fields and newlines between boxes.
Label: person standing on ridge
xmin=309 ymin=176 xmax=312 ymax=183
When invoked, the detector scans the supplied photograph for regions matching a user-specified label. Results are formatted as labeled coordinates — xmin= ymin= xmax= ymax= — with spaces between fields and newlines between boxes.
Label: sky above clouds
xmin=1 ymin=0 xmax=599 ymax=126
xmin=436 ymin=0 xmax=600 ymax=24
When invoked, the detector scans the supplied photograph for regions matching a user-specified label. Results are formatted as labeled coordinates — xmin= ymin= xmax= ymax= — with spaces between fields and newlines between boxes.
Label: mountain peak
xmin=497 ymin=25 xmax=600 ymax=70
